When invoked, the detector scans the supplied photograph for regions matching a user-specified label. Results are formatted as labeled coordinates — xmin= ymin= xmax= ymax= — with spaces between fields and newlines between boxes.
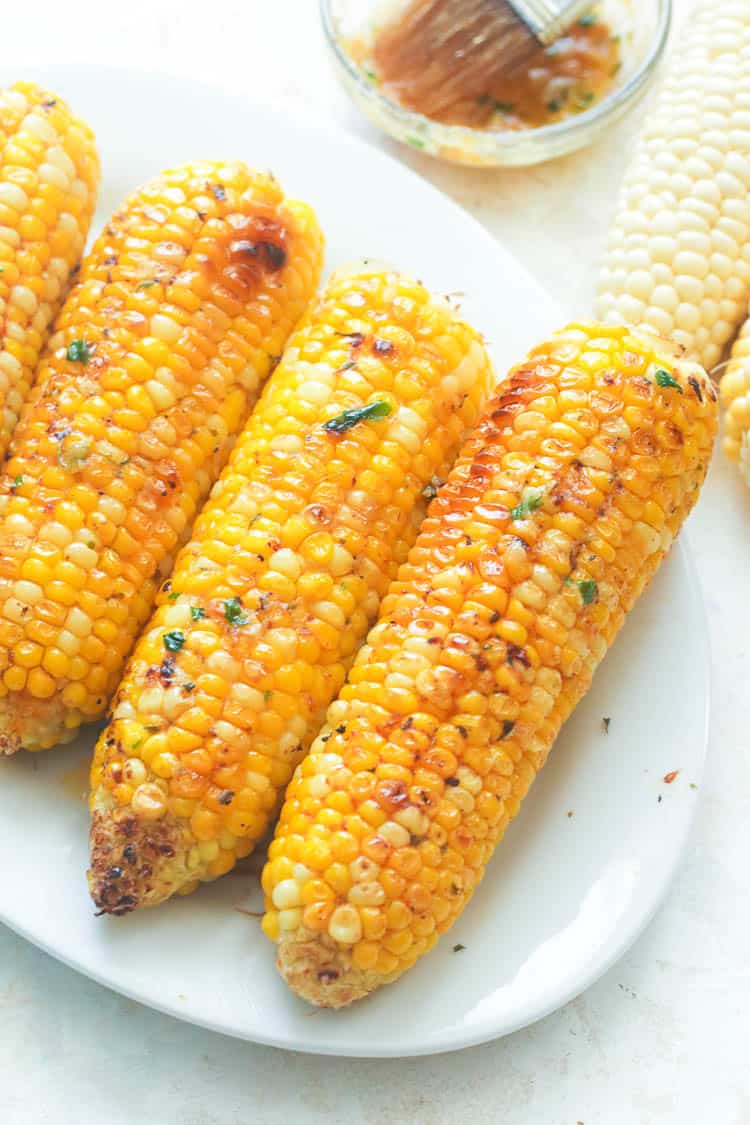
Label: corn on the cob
xmin=0 ymin=161 xmax=323 ymax=754
xmin=263 ymin=323 xmax=717 ymax=1008
xmin=87 ymin=264 xmax=494 ymax=915
xmin=0 ymin=81 xmax=99 ymax=453
xmin=719 ymin=321 xmax=750 ymax=478
xmin=595 ymin=1 xmax=750 ymax=374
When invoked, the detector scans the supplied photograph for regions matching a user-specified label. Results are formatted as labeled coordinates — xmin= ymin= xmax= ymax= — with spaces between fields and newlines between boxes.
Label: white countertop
xmin=3 ymin=1 xmax=748 ymax=1122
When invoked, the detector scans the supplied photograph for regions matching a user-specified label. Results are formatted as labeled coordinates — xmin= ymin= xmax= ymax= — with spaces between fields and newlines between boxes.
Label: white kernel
xmin=327 ymin=905 xmax=362 ymax=944
xmin=272 ymin=879 xmax=302 ymax=909
xmin=348 ymin=882 xmax=386 ymax=907
xmin=292 ymin=864 xmax=313 ymax=884
xmin=0 ymin=183 xmax=28 ymax=211
xmin=379 ymin=820 xmax=411 ymax=849
xmin=329 ymin=544 xmax=353 ymax=577
xmin=278 ymin=908 xmax=303 ymax=932
xmin=313 ymin=600 xmax=346 ymax=629
xmin=269 ymin=548 xmax=301 ymax=580
xmin=65 ymin=607 xmax=91 ymax=638
xmin=214 ymin=719 xmax=247 ymax=749
xmin=10 ymin=285 xmax=37 ymax=316
xmin=65 ymin=542 xmax=97 ymax=569
xmin=24 ymin=112 xmax=58 ymax=143
xmin=57 ymin=629 xmax=79 ymax=656
xmin=13 ymin=580 xmax=42 ymax=605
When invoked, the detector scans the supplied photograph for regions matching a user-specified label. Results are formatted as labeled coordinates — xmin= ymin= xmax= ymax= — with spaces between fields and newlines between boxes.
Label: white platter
xmin=0 ymin=64 xmax=709 ymax=1057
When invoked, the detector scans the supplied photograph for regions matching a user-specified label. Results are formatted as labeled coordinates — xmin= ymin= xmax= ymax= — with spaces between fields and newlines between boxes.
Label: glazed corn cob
xmin=0 ymin=161 xmax=323 ymax=754
xmin=0 ymin=81 xmax=99 ymax=452
xmin=88 ymin=264 xmax=494 ymax=915
xmin=720 ymin=320 xmax=750 ymax=478
xmin=595 ymin=1 xmax=750 ymax=373
xmin=263 ymin=323 xmax=717 ymax=1008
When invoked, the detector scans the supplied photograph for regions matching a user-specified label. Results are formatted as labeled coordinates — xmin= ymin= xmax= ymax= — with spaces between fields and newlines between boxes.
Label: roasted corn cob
xmin=263 ymin=323 xmax=717 ymax=1007
xmin=595 ymin=1 xmax=750 ymax=373
xmin=88 ymin=264 xmax=494 ymax=914
xmin=719 ymin=321 xmax=750 ymax=477
xmin=0 ymin=81 xmax=99 ymax=452
xmin=0 ymin=161 xmax=323 ymax=754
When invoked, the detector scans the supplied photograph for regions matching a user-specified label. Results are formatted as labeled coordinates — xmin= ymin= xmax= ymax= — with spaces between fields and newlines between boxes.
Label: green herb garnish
xmin=66 ymin=338 xmax=94 ymax=365
xmin=510 ymin=489 xmax=544 ymax=520
xmin=576 ymin=91 xmax=595 ymax=109
xmin=546 ymin=100 xmax=563 ymax=113
xmin=223 ymin=597 xmax=248 ymax=626
xmin=578 ymin=579 xmax=598 ymax=606
xmin=494 ymin=100 xmax=515 ymax=115
xmin=162 ymin=630 xmax=185 ymax=652
xmin=167 ymin=591 xmax=181 ymax=602
xmin=263 ymin=690 xmax=273 ymax=703
xmin=137 ymin=279 xmax=157 ymax=290
xmin=578 ymin=13 xmax=597 ymax=26
xmin=406 ymin=136 xmax=426 ymax=150
xmin=654 ymin=368 xmax=683 ymax=393
xmin=131 ymin=738 xmax=143 ymax=750
xmin=323 ymin=400 xmax=392 ymax=434
xmin=190 ymin=606 xmax=206 ymax=621
xmin=12 ymin=475 xmax=23 ymax=487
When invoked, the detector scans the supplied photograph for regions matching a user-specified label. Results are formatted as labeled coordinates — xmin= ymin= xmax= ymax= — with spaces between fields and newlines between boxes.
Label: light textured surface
xmin=2 ymin=1 xmax=748 ymax=1122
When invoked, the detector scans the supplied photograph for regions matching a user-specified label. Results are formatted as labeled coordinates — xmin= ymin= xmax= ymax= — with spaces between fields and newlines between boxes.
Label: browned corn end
xmin=0 ymin=81 xmax=99 ymax=453
xmin=0 ymin=160 xmax=323 ymax=753
xmin=87 ymin=264 xmax=494 ymax=915
xmin=261 ymin=323 xmax=717 ymax=1007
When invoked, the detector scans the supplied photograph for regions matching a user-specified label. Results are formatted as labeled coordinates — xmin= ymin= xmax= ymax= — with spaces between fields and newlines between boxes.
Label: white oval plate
xmin=0 ymin=65 xmax=709 ymax=1058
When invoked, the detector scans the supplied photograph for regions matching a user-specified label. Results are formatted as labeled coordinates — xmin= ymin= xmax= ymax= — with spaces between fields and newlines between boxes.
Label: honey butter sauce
xmin=348 ymin=9 xmax=621 ymax=132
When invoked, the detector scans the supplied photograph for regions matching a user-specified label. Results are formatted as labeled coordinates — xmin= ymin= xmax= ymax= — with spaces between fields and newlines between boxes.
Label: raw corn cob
xmin=88 ymin=264 xmax=494 ymax=915
xmin=720 ymin=320 xmax=750 ymax=478
xmin=0 ymin=81 xmax=99 ymax=452
xmin=0 ymin=161 xmax=323 ymax=754
xmin=263 ymin=323 xmax=717 ymax=1008
xmin=595 ymin=1 xmax=750 ymax=373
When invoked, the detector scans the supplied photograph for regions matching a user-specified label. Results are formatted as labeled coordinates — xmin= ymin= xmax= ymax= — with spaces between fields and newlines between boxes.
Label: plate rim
xmin=0 ymin=62 xmax=711 ymax=1057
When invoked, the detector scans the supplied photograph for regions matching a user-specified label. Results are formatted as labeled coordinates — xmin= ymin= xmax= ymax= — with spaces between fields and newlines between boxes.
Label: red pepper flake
xmin=663 ymin=770 xmax=679 ymax=784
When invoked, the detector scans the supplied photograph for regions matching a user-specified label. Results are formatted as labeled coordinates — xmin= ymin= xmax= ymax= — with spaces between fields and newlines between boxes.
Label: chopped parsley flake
xmin=323 ymin=400 xmax=392 ymax=434
xmin=495 ymin=100 xmax=515 ymax=114
xmin=162 ymin=630 xmax=185 ymax=652
xmin=66 ymin=338 xmax=94 ymax=365
xmin=654 ymin=368 xmax=683 ymax=393
xmin=190 ymin=606 xmax=206 ymax=621
xmin=167 ymin=591 xmax=181 ymax=602
xmin=224 ymin=597 xmax=248 ymax=626
xmin=407 ymin=136 xmax=426 ymax=150
xmin=510 ymin=489 xmax=544 ymax=520
xmin=578 ymin=579 xmax=598 ymax=606
xmin=12 ymin=475 xmax=23 ymax=487
xmin=136 ymin=279 xmax=157 ymax=290
xmin=578 ymin=13 xmax=597 ymax=25
xmin=131 ymin=738 xmax=143 ymax=750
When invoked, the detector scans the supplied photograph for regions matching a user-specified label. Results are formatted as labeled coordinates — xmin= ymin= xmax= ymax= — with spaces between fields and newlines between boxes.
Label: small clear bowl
xmin=321 ymin=0 xmax=672 ymax=167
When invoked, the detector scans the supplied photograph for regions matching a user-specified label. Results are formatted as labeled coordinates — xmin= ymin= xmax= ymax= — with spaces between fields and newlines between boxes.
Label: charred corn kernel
xmin=265 ymin=323 xmax=717 ymax=1008
xmin=0 ymin=161 xmax=323 ymax=757
xmin=87 ymin=264 xmax=493 ymax=915
xmin=0 ymin=83 xmax=99 ymax=455
xmin=596 ymin=2 xmax=750 ymax=374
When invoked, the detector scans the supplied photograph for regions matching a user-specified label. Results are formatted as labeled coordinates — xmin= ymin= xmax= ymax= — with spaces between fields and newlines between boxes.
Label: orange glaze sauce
xmin=353 ymin=13 xmax=621 ymax=131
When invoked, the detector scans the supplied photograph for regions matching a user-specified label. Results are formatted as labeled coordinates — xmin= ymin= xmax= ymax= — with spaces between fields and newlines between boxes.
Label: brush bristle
xmin=374 ymin=0 xmax=538 ymax=121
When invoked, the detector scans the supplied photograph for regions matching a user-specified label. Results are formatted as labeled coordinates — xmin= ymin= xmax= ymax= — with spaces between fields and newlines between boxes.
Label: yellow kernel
xmin=190 ymin=808 xmax=220 ymax=842
xmin=27 ymin=667 xmax=56 ymax=699
xmin=13 ymin=641 xmax=43 ymax=668
xmin=302 ymin=900 xmax=333 ymax=932
xmin=352 ymin=941 xmax=380 ymax=971
xmin=261 ymin=912 xmax=280 ymax=942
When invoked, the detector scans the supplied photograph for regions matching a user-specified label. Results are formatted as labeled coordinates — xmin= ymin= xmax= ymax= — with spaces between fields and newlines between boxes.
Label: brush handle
xmin=508 ymin=0 xmax=595 ymax=44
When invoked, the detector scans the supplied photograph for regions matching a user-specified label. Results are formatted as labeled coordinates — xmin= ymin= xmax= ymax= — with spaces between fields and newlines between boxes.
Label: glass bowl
xmin=321 ymin=0 xmax=672 ymax=167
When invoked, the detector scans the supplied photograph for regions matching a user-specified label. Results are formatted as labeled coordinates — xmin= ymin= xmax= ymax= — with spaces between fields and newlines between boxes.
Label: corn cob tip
xmin=276 ymin=929 xmax=380 ymax=1008
xmin=88 ymin=805 xmax=191 ymax=914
